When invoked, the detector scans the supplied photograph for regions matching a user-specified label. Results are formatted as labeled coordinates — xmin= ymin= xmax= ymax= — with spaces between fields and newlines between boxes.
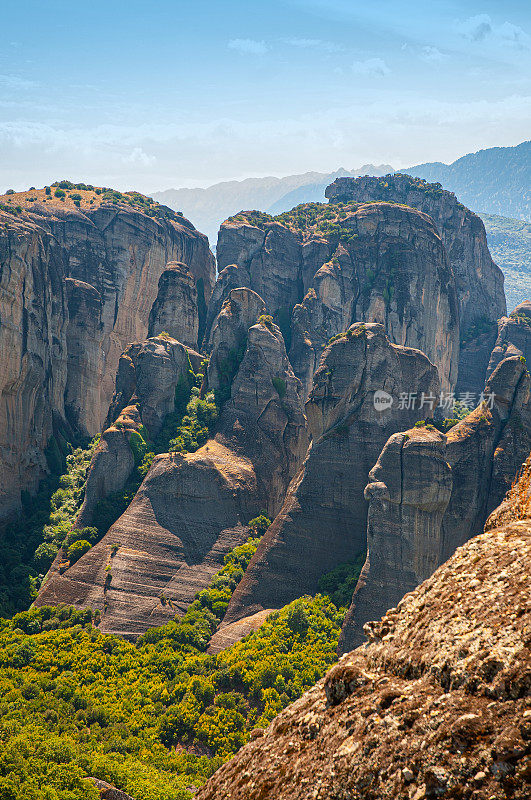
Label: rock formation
xmin=325 ymin=172 xmax=506 ymax=333
xmin=0 ymin=188 xmax=214 ymax=521
xmin=105 ymin=335 xmax=203 ymax=439
xmin=197 ymin=468 xmax=531 ymax=800
xmin=24 ymin=196 xmax=214 ymax=434
xmin=0 ymin=210 xmax=68 ymax=522
xmin=340 ymin=354 xmax=531 ymax=651
xmin=220 ymin=323 xmax=439 ymax=631
xmin=36 ymin=293 xmax=308 ymax=638
xmin=487 ymin=301 xmax=531 ymax=380
xmin=217 ymin=202 xmax=459 ymax=396
xmin=206 ymin=287 xmax=266 ymax=393
xmin=147 ymin=262 xmax=199 ymax=348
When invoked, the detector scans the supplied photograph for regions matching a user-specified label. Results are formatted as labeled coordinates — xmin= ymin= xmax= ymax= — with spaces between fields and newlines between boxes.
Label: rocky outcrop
xmin=147 ymin=262 xmax=199 ymax=348
xmin=201 ymin=263 xmax=247 ymax=347
xmin=197 ymin=478 xmax=531 ymax=800
xmin=207 ymin=609 xmax=275 ymax=655
xmin=0 ymin=211 xmax=68 ymax=522
xmin=75 ymin=405 xmax=142 ymax=529
xmin=87 ymin=778 xmax=135 ymax=800
xmin=325 ymin=172 xmax=506 ymax=332
xmin=341 ymin=354 xmax=531 ymax=650
xmin=206 ymin=288 xmax=266 ymax=394
xmin=220 ymin=323 xmax=439 ymax=628
xmin=0 ymin=190 xmax=215 ymax=520
xmin=64 ymin=278 xmax=103 ymax=435
xmin=487 ymin=301 xmax=531 ymax=379
xmin=342 ymin=427 xmax=452 ymax=651
xmin=105 ymin=335 xmax=203 ymax=439
xmin=455 ymin=322 xmax=499 ymax=396
xmin=457 ymin=301 xmax=531 ymax=396
xmin=217 ymin=203 xmax=459 ymax=396
xmin=36 ymin=300 xmax=308 ymax=638
xmin=25 ymin=198 xmax=214 ymax=434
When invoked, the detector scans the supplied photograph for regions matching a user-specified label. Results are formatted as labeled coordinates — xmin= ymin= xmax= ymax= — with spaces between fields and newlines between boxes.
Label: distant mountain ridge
xmin=154 ymin=141 xmax=530 ymax=246
xmin=152 ymin=164 xmax=393 ymax=244
xmin=407 ymin=140 xmax=531 ymax=222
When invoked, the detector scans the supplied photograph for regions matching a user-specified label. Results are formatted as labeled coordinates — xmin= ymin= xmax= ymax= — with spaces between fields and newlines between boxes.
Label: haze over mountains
xmin=154 ymin=140 xmax=531 ymax=310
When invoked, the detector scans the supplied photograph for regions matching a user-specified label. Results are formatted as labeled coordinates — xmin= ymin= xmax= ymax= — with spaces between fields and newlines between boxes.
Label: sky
xmin=1 ymin=0 xmax=530 ymax=193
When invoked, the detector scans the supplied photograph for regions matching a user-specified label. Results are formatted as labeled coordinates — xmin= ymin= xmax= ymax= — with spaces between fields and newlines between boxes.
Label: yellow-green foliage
xmin=0 ymin=537 xmax=343 ymax=800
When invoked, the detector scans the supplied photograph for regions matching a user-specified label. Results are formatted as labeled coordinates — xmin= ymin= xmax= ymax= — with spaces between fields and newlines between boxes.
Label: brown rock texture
xmin=0 ymin=191 xmax=214 ymax=520
xmin=36 ymin=307 xmax=308 ymax=638
xmin=217 ymin=202 xmax=459 ymax=396
xmin=64 ymin=278 xmax=104 ymax=435
xmin=221 ymin=323 xmax=439 ymax=627
xmin=0 ymin=210 xmax=67 ymax=522
xmin=24 ymin=198 xmax=214 ymax=435
xmin=341 ymin=355 xmax=531 ymax=651
xmin=87 ymin=777 xmax=135 ymax=800
xmin=147 ymin=261 xmax=199 ymax=348
xmin=207 ymin=609 xmax=275 ymax=655
xmin=75 ymin=405 xmax=141 ymax=529
xmin=197 ymin=478 xmax=531 ymax=800
xmin=325 ymin=172 xmax=506 ymax=332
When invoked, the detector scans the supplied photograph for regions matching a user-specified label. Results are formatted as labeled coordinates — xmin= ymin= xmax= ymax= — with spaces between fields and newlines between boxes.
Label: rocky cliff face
xmin=220 ymin=323 xmax=439 ymax=631
xmin=487 ymin=301 xmax=531 ymax=380
xmin=216 ymin=202 xmax=459 ymax=396
xmin=340 ymin=354 xmax=531 ymax=651
xmin=75 ymin=335 xmax=203 ymax=528
xmin=36 ymin=291 xmax=308 ymax=638
xmin=197 ymin=468 xmax=531 ymax=800
xmin=0 ymin=188 xmax=214 ymax=522
xmin=25 ymin=197 xmax=214 ymax=434
xmin=147 ymin=262 xmax=200 ymax=349
xmin=0 ymin=211 xmax=68 ymax=522
xmin=325 ymin=172 xmax=506 ymax=334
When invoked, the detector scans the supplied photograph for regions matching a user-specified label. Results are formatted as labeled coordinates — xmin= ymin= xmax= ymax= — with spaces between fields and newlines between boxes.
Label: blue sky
xmin=1 ymin=0 xmax=530 ymax=192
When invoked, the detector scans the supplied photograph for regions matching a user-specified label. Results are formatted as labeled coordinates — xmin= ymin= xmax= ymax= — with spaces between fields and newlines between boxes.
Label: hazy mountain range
xmin=153 ymin=141 xmax=531 ymax=310
xmin=153 ymin=141 xmax=530 ymax=246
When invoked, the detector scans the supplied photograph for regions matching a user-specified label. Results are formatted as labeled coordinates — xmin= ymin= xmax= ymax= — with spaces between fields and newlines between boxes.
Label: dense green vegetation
xmin=317 ymin=553 xmax=366 ymax=608
xmin=0 ymin=521 xmax=344 ymax=800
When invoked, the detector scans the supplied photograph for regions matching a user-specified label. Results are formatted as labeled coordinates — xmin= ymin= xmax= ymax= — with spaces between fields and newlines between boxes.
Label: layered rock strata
xmin=36 ymin=293 xmax=308 ymax=638
xmin=340 ymin=354 xmax=531 ymax=650
xmin=197 ymin=473 xmax=531 ymax=800
xmin=220 ymin=323 xmax=439 ymax=629
xmin=217 ymin=202 xmax=459 ymax=396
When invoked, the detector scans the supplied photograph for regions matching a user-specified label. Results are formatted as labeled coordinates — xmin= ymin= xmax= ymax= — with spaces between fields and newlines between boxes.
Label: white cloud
xmin=228 ymin=38 xmax=268 ymax=55
xmin=352 ymin=57 xmax=390 ymax=76
xmin=458 ymin=15 xmax=530 ymax=50
xmin=420 ymin=46 xmax=446 ymax=63
xmin=282 ymin=37 xmax=344 ymax=53
xmin=122 ymin=147 xmax=156 ymax=166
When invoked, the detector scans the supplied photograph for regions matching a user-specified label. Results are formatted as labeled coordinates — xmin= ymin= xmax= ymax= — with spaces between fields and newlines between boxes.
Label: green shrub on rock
xmin=67 ymin=539 xmax=92 ymax=564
